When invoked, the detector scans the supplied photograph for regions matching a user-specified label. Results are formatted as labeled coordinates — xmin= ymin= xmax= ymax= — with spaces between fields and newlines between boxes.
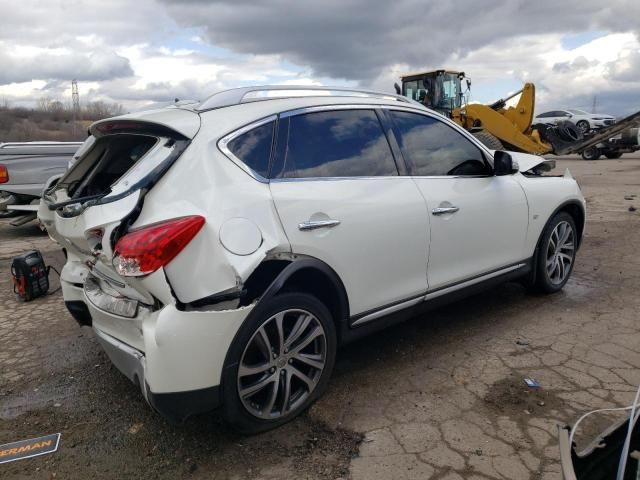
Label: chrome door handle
xmin=432 ymin=206 xmax=460 ymax=215
xmin=298 ymin=219 xmax=341 ymax=231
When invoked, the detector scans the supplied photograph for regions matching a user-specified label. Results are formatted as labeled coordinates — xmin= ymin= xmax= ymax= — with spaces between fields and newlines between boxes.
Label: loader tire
xmin=472 ymin=131 xmax=504 ymax=150
xmin=604 ymin=151 xmax=623 ymax=159
xmin=556 ymin=121 xmax=583 ymax=142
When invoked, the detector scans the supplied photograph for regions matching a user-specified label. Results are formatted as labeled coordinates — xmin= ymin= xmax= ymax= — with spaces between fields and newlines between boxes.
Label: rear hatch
xmin=39 ymin=107 xmax=200 ymax=345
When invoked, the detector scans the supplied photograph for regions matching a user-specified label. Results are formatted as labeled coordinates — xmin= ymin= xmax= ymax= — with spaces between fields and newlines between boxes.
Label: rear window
xmin=61 ymin=135 xmax=157 ymax=198
xmin=278 ymin=109 xmax=397 ymax=178
xmin=226 ymin=121 xmax=275 ymax=178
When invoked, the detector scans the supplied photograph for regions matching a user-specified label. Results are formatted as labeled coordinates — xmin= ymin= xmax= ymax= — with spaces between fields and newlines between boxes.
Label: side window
xmin=280 ymin=109 xmax=398 ymax=178
xmin=226 ymin=120 xmax=274 ymax=178
xmin=537 ymin=112 xmax=552 ymax=118
xmin=389 ymin=110 xmax=491 ymax=176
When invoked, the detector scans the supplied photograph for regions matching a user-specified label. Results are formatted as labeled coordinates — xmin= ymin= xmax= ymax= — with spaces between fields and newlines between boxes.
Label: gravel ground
xmin=1 ymin=155 xmax=640 ymax=479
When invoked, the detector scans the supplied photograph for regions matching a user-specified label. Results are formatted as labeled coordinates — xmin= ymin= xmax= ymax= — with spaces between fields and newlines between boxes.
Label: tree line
xmin=0 ymin=97 xmax=125 ymax=142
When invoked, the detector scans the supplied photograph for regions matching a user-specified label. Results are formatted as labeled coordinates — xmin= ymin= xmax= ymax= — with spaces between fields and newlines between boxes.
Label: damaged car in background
xmin=39 ymin=86 xmax=586 ymax=433
xmin=0 ymin=141 xmax=83 ymax=225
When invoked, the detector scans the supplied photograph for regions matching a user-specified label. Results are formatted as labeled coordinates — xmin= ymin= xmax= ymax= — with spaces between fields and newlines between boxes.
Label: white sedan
xmin=39 ymin=86 xmax=586 ymax=433
xmin=534 ymin=108 xmax=615 ymax=132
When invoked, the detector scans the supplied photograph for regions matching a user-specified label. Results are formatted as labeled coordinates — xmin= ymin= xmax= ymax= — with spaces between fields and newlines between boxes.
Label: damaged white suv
xmin=39 ymin=86 xmax=585 ymax=433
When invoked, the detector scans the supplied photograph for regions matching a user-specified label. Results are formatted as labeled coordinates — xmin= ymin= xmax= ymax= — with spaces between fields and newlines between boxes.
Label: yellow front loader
xmin=394 ymin=70 xmax=640 ymax=157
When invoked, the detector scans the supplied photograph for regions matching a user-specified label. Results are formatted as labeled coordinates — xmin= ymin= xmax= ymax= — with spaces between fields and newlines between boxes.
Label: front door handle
xmin=298 ymin=219 xmax=341 ymax=231
xmin=432 ymin=206 xmax=460 ymax=216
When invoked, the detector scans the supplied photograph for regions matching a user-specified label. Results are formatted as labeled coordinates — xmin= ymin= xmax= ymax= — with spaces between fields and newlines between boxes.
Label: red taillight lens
xmin=0 ymin=165 xmax=8 ymax=184
xmin=113 ymin=216 xmax=205 ymax=277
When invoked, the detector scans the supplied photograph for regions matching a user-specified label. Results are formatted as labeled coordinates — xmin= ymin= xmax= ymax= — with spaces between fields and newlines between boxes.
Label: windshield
xmin=437 ymin=73 xmax=461 ymax=109
xmin=402 ymin=73 xmax=462 ymax=113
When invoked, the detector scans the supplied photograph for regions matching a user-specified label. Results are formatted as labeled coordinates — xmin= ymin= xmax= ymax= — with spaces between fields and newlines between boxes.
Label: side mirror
xmin=494 ymin=151 xmax=518 ymax=176
xmin=394 ymin=83 xmax=401 ymax=95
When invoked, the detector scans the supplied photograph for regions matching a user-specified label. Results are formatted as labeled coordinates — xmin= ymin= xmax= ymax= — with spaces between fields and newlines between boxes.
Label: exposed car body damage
xmin=39 ymin=88 xmax=586 ymax=430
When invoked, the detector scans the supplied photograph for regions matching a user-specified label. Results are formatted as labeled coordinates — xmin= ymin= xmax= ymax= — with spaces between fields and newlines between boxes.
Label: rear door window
xmin=226 ymin=120 xmax=275 ymax=178
xmin=389 ymin=110 xmax=490 ymax=176
xmin=277 ymin=109 xmax=398 ymax=178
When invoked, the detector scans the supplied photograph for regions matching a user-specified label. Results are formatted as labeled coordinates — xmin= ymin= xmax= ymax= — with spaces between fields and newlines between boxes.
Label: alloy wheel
xmin=546 ymin=220 xmax=575 ymax=285
xmin=237 ymin=309 xmax=327 ymax=420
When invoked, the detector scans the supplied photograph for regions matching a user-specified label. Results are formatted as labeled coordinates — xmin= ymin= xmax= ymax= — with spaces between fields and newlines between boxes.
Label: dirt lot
xmin=1 ymin=156 xmax=640 ymax=479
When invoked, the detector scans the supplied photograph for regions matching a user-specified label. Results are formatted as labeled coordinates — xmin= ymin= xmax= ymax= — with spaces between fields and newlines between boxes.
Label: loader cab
xmin=399 ymin=70 xmax=466 ymax=118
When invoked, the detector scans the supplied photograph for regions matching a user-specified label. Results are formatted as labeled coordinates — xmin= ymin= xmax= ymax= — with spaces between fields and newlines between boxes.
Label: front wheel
xmin=222 ymin=292 xmax=336 ymax=434
xmin=576 ymin=120 xmax=590 ymax=132
xmin=533 ymin=212 xmax=578 ymax=293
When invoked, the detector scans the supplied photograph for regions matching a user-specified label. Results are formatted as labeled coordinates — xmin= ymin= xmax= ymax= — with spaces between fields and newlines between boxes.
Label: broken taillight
xmin=112 ymin=216 xmax=205 ymax=277
xmin=0 ymin=165 xmax=8 ymax=184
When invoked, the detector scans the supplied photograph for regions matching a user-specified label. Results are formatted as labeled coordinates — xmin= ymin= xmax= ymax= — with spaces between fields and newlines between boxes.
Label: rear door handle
xmin=432 ymin=206 xmax=460 ymax=216
xmin=298 ymin=219 xmax=341 ymax=231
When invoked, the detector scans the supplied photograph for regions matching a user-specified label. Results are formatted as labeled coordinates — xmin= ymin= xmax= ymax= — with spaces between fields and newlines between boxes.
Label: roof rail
xmin=196 ymin=85 xmax=417 ymax=112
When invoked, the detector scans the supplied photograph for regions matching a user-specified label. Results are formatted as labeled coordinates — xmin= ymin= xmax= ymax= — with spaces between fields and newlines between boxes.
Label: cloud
xmin=0 ymin=46 xmax=134 ymax=85
xmin=552 ymin=56 xmax=598 ymax=74
xmin=0 ymin=0 xmax=174 ymax=48
xmin=160 ymin=0 xmax=640 ymax=81
xmin=0 ymin=0 xmax=639 ymax=116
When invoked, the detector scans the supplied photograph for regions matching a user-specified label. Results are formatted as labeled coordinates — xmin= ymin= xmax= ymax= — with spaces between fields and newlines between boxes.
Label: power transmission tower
xmin=71 ymin=80 xmax=80 ymax=136
xmin=592 ymin=95 xmax=597 ymax=114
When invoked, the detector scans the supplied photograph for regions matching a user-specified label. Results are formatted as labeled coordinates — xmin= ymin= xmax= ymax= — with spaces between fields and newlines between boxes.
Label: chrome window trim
xmin=270 ymin=176 xmax=414 ymax=183
xmin=217 ymin=102 xmax=498 ymax=183
xmin=279 ymin=103 xmax=388 ymax=118
xmin=217 ymin=114 xmax=277 ymax=184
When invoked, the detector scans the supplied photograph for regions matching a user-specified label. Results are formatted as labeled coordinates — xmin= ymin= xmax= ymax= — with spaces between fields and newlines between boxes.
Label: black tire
xmin=533 ymin=212 xmax=577 ymax=293
xmin=581 ymin=147 xmax=600 ymax=160
xmin=604 ymin=151 xmax=623 ymax=159
xmin=221 ymin=292 xmax=337 ymax=434
xmin=472 ymin=131 xmax=505 ymax=150
xmin=556 ymin=120 xmax=583 ymax=142
xmin=576 ymin=120 xmax=590 ymax=132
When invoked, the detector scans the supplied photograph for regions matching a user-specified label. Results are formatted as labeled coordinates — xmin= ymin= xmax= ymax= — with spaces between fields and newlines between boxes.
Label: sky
xmin=0 ymin=0 xmax=639 ymax=116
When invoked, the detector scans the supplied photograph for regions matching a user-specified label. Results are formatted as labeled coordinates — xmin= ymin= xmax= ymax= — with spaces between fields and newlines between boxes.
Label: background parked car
xmin=534 ymin=109 xmax=616 ymax=132
xmin=0 ymin=141 xmax=83 ymax=223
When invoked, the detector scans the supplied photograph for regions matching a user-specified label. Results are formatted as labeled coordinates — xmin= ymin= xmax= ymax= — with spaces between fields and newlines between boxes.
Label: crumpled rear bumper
xmin=94 ymin=327 xmax=221 ymax=422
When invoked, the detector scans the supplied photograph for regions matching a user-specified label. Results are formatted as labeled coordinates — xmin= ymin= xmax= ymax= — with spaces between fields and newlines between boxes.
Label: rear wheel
xmin=581 ymin=147 xmax=601 ymax=160
xmin=533 ymin=212 xmax=577 ymax=293
xmin=472 ymin=131 xmax=505 ymax=150
xmin=222 ymin=292 xmax=336 ymax=434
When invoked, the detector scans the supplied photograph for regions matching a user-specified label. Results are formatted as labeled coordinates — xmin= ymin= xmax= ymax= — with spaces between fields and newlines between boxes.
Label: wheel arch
xmin=221 ymin=256 xmax=350 ymax=406
xmin=556 ymin=200 xmax=585 ymax=248
xmin=526 ymin=199 xmax=584 ymax=289
xmin=241 ymin=256 xmax=350 ymax=341
xmin=532 ymin=199 xmax=585 ymax=261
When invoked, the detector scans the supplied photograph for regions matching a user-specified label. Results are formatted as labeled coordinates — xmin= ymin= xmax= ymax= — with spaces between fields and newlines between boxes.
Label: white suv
xmin=39 ymin=86 xmax=585 ymax=433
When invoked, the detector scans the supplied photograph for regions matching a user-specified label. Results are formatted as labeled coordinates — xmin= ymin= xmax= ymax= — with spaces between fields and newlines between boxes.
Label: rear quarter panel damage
xmin=134 ymin=124 xmax=291 ymax=305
